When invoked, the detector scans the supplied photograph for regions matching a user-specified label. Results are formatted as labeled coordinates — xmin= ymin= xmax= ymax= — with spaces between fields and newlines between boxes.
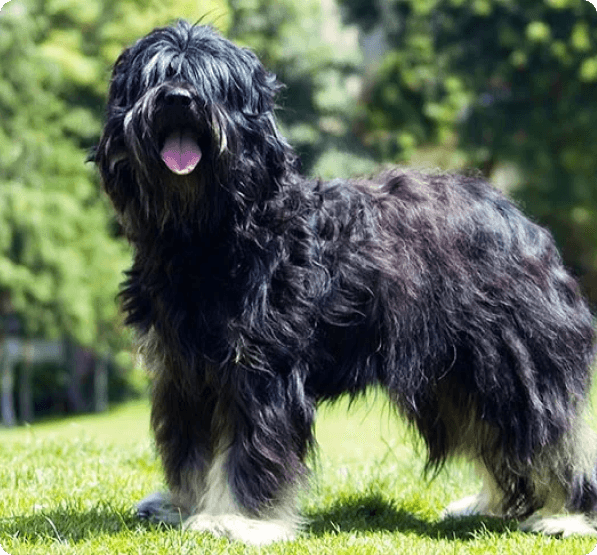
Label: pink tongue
xmin=161 ymin=131 xmax=202 ymax=175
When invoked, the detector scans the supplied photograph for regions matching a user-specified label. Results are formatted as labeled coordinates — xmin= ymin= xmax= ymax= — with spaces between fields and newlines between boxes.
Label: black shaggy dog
xmin=95 ymin=20 xmax=597 ymax=544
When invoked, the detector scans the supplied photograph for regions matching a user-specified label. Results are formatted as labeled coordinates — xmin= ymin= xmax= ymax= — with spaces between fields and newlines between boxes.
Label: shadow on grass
xmin=306 ymin=493 xmax=516 ymax=540
xmin=1 ymin=495 xmax=515 ymax=544
xmin=0 ymin=506 xmax=146 ymax=543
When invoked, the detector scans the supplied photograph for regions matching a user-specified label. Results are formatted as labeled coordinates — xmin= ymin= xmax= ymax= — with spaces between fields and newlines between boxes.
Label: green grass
xmin=1 ymin=396 xmax=597 ymax=554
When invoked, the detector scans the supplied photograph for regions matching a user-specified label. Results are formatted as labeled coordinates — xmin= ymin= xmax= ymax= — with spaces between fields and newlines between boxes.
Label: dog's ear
xmin=107 ymin=48 xmax=136 ymax=109
xmin=254 ymin=69 xmax=284 ymax=114
xmin=261 ymin=71 xmax=285 ymax=112
xmin=225 ymin=43 xmax=283 ymax=117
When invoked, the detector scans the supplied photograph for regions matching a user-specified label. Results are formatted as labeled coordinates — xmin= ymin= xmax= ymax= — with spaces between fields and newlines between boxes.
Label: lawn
xmin=1 ymin=395 xmax=597 ymax=555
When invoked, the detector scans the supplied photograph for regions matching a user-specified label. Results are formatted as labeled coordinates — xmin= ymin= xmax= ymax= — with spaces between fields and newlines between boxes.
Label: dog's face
xmin=95 ymin=21 xmax=297 ymax=232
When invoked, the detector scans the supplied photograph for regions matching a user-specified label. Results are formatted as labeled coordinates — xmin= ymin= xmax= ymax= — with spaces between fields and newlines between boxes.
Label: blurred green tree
xmin=339 ymin=0 xmax=597 ymax=304
xmin=0 ymin=1 xmax=126 ymax=350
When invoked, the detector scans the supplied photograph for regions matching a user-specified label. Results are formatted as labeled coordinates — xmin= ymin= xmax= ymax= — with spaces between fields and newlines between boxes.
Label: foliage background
xmin=0 ymin=0 xmax=596 ymax=384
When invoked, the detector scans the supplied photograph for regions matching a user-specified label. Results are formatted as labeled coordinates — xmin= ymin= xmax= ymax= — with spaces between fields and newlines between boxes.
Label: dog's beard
xmin=119 ymin=83 xmax=235 ymax=182
xmin=121 ymin=84 xmax=208 ymax=179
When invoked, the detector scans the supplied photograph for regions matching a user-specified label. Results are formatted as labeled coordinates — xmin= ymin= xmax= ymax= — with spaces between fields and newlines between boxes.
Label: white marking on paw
xmin=181 ymin=438 xmax=301 ymax=544
xmin=443 ymin=494 xmax=489 ymax=518
xmin=184 ymin=513 xmax=296 ymax=545
xmin=443 ymin=462 xmax=505 ymax=519
xmin=520 ymin=514 xmax=597 ymax=538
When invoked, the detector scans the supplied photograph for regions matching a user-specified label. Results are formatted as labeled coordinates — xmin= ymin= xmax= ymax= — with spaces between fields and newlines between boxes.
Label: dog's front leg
xmin=184 ymin=367 xmax=313 ymax=545
xmin=138 ymin=364 xmax=215 ymax=526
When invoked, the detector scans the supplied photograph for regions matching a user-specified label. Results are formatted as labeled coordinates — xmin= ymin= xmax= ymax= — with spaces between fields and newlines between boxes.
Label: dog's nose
xmin=164 ymin=88 xmax=193 ymax=106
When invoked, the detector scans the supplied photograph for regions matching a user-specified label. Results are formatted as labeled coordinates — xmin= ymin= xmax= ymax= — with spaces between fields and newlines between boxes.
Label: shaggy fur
xmin=95 ymin=20 xmax=597 ymax=544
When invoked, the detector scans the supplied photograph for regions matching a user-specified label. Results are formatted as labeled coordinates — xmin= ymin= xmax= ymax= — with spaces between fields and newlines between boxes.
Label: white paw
xmin=442 ymin=495 xmax=488 ymax=519
xmin=520 ymin=514 xmax=597 ymax=538
xmin=137 ymin=492 xmax=187 ymax=525
xmin=183 ymin=513 xmax=297 ymax=545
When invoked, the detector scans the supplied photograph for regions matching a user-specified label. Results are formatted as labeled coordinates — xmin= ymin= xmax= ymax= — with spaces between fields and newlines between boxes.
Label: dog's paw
xmin=183 ymin=513 xmax=297 ymax=545
xmin=442 ymin=492 xmax=504 ymax=520
xmin=442 ymin=495 xmax=487 ymax=519
xmin=137 ymin=492 xmax=187 ymax=525
xmin=520 ymin=514 xmax=597 ymax=538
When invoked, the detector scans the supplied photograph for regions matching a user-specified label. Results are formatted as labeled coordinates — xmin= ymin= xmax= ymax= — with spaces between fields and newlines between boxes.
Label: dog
xmin=94 ymin=20 xmax=597 ymax=545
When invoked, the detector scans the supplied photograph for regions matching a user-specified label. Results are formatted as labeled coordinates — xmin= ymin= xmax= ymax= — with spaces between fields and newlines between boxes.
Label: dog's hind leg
xmin=519 ymin=418 xmax=597 ymax=537
xmin=444 ymin=417 xmax=597 ymax=537
xmin=442 ymin=462 xmax=506 ymax=519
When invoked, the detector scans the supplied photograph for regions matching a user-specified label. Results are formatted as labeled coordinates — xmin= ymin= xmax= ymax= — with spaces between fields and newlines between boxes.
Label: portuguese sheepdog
xmin=95 ymin=20 xmax=597 ymax=545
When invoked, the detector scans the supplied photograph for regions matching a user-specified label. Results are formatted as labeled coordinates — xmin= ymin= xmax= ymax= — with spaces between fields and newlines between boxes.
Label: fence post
xmin=19 ymin=340 xmax=34 ymax=423
xmin=1 ymin=339 xmax=16 ymax=427
xmin=94 ymin=355 xmax=109 ymax=413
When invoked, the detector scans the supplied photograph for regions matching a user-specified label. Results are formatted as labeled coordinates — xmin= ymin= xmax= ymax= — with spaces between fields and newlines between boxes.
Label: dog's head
xmin=95 ymin=21 xmax=298 ymax=233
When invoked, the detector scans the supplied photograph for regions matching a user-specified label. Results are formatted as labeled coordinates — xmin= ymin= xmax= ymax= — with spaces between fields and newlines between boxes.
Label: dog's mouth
xmin=160 ymin=129 xmax=202 ymax=175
